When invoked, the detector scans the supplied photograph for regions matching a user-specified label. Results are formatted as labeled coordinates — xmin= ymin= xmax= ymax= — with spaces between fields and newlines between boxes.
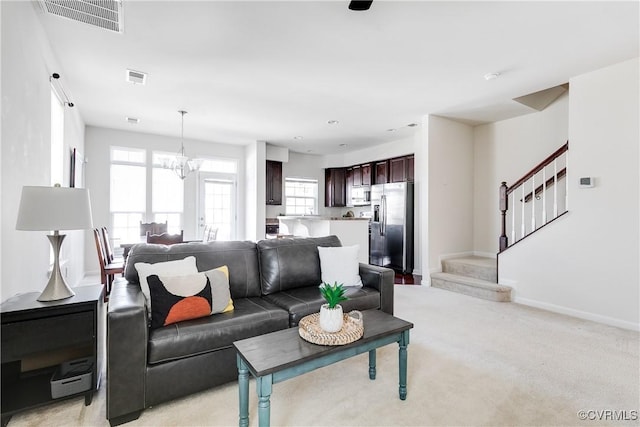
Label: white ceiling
xmin=36 ymin=1 xmax=639 ymax=155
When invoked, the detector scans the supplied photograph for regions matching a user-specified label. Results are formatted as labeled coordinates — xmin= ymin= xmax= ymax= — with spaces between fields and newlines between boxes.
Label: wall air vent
xmin=39 ymin=0 xmax=124 ymax=33
xmin=126 ymin=69 xmax=147 ymax=85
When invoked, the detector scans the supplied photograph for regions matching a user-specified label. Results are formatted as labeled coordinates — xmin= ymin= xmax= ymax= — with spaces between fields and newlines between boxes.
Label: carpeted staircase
xmin=430 ymin=256 xmax=512 ymax=302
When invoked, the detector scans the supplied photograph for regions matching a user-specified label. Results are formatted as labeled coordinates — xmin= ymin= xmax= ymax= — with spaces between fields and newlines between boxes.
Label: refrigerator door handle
xmin=381 ymin=194 xmax=387 ymax=236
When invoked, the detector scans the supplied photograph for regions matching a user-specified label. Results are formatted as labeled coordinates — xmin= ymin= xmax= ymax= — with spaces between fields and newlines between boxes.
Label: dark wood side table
xmin=1 ymin=285 xmax=104 ymax=426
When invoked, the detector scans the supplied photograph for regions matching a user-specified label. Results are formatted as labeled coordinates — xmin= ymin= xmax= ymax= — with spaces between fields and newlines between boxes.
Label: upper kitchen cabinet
xmin=390 ymin=155 xmax=415 ymax=183
xmin=406 ymin=155 xmax=414 ymax=182
xmin=266 ymin=160 xmax=282 ymax=205
xmin=325 ymin=167 xmax=347 ymax=207
xmin=374 ymin=160 xmax=389 ymax=184
xmin=352 ymin=165 xmax=362 ymax=187
xmin=346 ymin=167 xmax=354 ymax=206
xmin=361 ymin=163 xmax=372 ymax=186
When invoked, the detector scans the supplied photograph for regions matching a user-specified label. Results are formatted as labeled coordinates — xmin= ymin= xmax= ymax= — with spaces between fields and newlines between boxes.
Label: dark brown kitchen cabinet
xmin=352 ymin=165 xmax=362 ymax=187
xmin=374 ymin=160 xmax=389 ymax=184
xmin=361 ymin=163 xmax=372 ymax=186
xmin=406 ymin=155 xmax=414 ymax=182
xmin=390 ymin=155 xmax=415 ymax=183
xmin=266 ymin=160 xmax=282 ymax=205
xmin=325 ymin=167 xmax=347 ymax=207
xmin=345 ymin=167 xmax=354 ymax=207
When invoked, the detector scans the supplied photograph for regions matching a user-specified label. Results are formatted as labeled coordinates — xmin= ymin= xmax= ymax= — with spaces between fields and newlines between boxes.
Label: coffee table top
xmin=233 ymin=309 xmax=413 ymax=377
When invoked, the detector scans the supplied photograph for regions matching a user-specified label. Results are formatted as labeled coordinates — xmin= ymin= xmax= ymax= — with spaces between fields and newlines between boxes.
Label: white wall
xmin=84 ymin=126 xmax=247 ymax=270
xmin=244 ymin=141 xmax=266 ymax=242
xmin=324 ymin=136 xmax=415 ymax=168
xmin=1 ymin=2 xmax=88 ymax=301
xmin=427 ymin=116 xmax=475 ymax=273
xmin=473 ymin=92 xmax=569 ymax=254
xmin=499 ymin=59 xmax=639 ymax=330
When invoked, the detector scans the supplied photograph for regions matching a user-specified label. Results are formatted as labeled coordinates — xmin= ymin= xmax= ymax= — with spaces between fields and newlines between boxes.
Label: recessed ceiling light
xmin=484 ymin=72 xmax=500 ymax=81
xmin=387 ymin=128 xmax=396 ymax=132
xmin=293 ymin=136 xmax=304 ymax=140
xmin=339 ymin=143 xmax=348 ymax=147
xmin=327 ymin=120 xmax=339 ymax=125
xmin=407 ymin=123 xmax=418 ymax=127
xmin=126 ymin=117 xmax=139 ymax=124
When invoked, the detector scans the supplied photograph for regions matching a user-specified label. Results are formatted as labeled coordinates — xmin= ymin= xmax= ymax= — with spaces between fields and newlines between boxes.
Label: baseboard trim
xmin=513 ymin=296 xmax=640 ymax=331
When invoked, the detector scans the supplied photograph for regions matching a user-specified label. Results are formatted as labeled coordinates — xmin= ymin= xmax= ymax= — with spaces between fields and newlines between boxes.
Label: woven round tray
xmin=298 ymin=312 xmax=364 ymax=346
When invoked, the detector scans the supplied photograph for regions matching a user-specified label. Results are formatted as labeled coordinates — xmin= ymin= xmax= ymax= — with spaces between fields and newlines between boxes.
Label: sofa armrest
xmin=106 ymin=278 xmax=148 ymax=423
xmin=359 ymin=263 xmax=394 ymax=315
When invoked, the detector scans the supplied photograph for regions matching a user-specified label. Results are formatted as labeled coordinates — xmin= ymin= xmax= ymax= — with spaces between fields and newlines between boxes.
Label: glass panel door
xmin=198 ymin=173 xmax=236 ymax=241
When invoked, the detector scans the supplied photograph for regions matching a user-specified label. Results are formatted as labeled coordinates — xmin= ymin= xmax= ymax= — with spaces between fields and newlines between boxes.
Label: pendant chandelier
xmin=167 ymin=110 xmax=202 ymax=179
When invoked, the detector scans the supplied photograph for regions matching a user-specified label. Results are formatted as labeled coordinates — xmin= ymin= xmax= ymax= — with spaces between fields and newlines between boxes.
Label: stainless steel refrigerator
xmin=369 ymin=182 xmax=414 ymax=274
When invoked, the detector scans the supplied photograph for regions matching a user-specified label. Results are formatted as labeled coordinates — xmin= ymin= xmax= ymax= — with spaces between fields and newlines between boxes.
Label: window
xmin=285 ymin=178 xmax=318 ymax=215
xmin=152 ymin=152 xmax=184 ymax=233
xmin=110 ymin=147 xmax=146 ymax=242
xmin=110 ymin=148 xmax=188 ymax=241
xmin=200 ymin=158 xmax=237 ymax=174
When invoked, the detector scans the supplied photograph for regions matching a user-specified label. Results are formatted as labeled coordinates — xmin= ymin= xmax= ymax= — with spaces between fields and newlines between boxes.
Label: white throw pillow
xmin=135 ymin=256 xmax=198 ymax=317
xmin=317 ymin=245 xmax=363 ymax=287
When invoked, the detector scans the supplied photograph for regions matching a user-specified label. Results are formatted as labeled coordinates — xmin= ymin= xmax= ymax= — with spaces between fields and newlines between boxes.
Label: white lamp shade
xmin=16 ymin=186 xmax=93 ymax=231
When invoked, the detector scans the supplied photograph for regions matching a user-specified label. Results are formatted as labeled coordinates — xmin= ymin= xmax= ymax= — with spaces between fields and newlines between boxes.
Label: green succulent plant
xmin=319 ymin=282 xmax=348 ymax=309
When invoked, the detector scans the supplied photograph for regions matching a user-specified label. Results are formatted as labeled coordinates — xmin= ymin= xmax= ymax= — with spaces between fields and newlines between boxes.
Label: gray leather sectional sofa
xmin=106 ymin=235 xmax=394 ymax=426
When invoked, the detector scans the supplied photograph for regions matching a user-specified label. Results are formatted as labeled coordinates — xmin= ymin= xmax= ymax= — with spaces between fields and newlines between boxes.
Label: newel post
xmin=499 ymin=181 xmax=508 ymax=252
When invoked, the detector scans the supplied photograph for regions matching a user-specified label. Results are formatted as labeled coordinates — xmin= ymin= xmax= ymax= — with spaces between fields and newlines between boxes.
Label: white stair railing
xmin=499 ymin=142 xmax=569 ymax=252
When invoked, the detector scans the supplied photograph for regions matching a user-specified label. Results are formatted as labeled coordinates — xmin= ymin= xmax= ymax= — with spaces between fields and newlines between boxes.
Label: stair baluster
xmin=498 ymin=141 xmax=569 ymax=252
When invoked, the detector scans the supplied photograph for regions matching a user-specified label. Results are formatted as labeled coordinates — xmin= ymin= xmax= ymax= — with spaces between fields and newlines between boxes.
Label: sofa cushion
xmin=125 ymin=241 xmax=262 ymax=298
xmin=318 ymin=245 xmax=363 ymax=287
xmin=148 ymin=273 xmax=213 ymax=329
xmin=147 ymin=297 xmax=289 ymax=365
xmin=134 ymin=256 xmax=199 ymax=318
xmin=257 ymin=235 xmax=342 ymax=296
xmin=262 ymin=285 xmax=381 ymax=326
xmin=202 ymin=265 xmax=234 ymax=314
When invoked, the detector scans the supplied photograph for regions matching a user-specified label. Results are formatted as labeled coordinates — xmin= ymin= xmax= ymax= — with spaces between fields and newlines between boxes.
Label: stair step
xmin=430 ymin=272 xmax=511 ymax=302
xmin=442 ymin=256 xmax=497 ymax=282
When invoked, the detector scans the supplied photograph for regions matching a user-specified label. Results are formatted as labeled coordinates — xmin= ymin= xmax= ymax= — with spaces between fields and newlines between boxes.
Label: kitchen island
xmin=278 ymin=216 xmax=369 ymax=263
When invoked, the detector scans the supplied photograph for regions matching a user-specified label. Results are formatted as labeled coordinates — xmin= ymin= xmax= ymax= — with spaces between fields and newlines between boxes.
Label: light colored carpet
xmin=9 ymin=286 xmax=640 ymax=426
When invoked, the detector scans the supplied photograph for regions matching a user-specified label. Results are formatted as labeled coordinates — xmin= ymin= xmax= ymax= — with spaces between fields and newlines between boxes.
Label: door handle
xmin=380 ymin=195 xmax=387 ymax=236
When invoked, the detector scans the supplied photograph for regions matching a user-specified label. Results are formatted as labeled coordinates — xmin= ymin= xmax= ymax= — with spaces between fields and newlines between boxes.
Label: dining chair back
xmin=93 ymin=228 xmax=124 ymax=299
xmin=146 ymin=230 xmax=184 ymax=245
xmin=202 ymin=224 xmax=218 ymax=242
xmin=101 ymin=226 xmax=119 ymax=263
xmin=140 ymin=221 xmax=168 ymax=237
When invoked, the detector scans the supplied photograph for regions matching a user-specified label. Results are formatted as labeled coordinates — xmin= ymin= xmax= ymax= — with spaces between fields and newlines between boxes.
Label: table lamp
xmin=16 ymin=184 xmax=93 ymax=301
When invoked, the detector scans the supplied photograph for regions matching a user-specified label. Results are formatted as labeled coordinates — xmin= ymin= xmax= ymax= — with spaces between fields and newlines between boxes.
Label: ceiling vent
xmin=126 ymin=117 xmax=139 ymax=124
xmin=126 ymin=69 xmax=147 ymax=85
xmin=39 ymin=0 xmax=124 ymax=33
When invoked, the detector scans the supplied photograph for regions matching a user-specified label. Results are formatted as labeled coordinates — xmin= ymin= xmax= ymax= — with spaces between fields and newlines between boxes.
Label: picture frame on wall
xmin=70 ymin=147 xmax=85 ymax=188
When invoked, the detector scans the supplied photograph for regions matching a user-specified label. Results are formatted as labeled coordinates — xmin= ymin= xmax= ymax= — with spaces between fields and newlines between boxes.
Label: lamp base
xmin=38 ymin=233 xmax=75 ymax=302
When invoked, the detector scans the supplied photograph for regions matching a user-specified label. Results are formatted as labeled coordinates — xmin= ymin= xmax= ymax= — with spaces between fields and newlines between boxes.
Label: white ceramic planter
xmin=319 ymin=304 xmax=344 ymax=333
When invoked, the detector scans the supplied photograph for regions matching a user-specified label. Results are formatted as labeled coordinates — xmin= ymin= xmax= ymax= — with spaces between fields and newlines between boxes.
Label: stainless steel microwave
xmin=351 ymin=187 xmax=371 ymax=206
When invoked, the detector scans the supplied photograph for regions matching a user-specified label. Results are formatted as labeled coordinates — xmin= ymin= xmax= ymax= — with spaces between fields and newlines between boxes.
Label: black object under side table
xmin=1 ymin=285 xmax=104 ymax=426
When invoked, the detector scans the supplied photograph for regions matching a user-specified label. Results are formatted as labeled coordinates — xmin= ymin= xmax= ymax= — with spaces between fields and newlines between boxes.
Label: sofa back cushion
xmin=257 ymin=235 xmax=342 ymax=295
xmin=125 ymin=241 xmax=262 ymax=298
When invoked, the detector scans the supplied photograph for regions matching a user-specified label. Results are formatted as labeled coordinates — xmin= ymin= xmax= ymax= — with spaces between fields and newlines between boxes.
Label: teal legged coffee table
xmin=233 ymin=309 xmax=413 ymax=427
